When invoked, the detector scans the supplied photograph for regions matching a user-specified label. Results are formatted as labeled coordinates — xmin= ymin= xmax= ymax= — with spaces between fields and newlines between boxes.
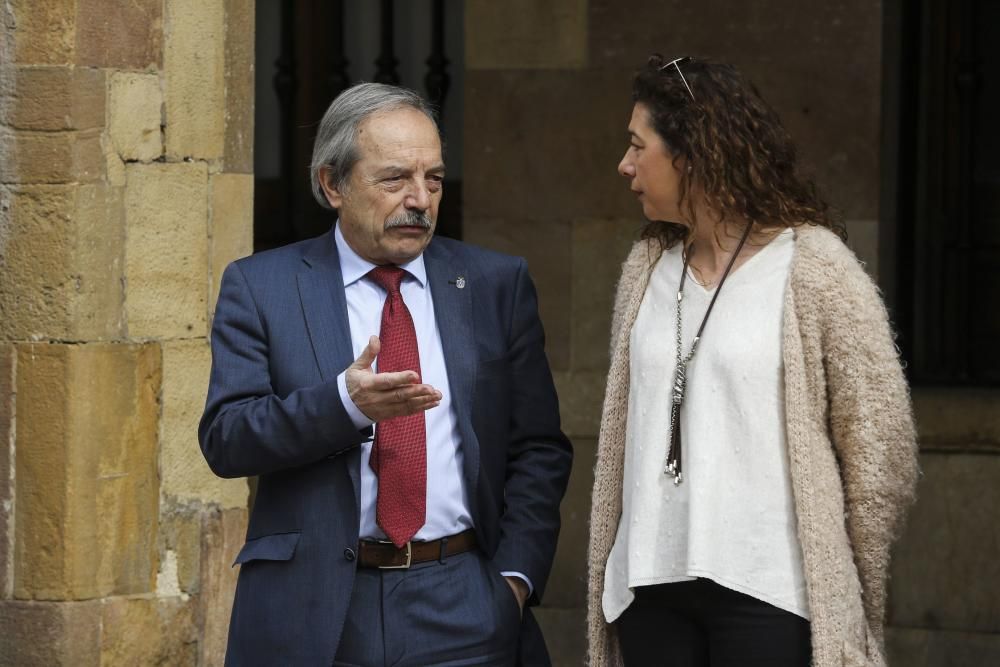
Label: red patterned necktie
xmin=368 ymin=266 xmax=426 ymax=547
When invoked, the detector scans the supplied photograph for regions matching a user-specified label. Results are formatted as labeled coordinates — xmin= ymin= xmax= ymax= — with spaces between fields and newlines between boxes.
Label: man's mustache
xmin=385 ymin=211 xmax=432 ymax=230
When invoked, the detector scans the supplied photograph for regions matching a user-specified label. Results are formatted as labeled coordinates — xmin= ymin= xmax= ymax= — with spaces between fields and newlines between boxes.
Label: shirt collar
xmin=334 ymin=221 xmax=427 ymax=288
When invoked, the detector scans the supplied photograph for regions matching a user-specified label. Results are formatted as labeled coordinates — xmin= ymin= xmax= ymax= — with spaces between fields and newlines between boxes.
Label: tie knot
xmin=369 ymin=266 xmax=407 ymax=295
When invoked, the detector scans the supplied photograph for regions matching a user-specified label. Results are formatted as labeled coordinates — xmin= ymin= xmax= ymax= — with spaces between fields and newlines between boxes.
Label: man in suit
xmin=199 ymin=82 xmax=572 ymax=666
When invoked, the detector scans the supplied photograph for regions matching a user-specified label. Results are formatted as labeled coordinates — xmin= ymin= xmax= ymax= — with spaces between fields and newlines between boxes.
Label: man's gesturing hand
xmin=346 ymin=336 xmax=442 ymax=422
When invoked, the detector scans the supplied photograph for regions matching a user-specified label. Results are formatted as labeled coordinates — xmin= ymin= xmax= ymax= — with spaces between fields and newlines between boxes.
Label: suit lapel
xmin=297 ymin=231 xmax=362 ymax=499
xmin=297 ymin=231 xmax=355 ymax=380
xmin=424 ymin=240 xmax=480 ymax=482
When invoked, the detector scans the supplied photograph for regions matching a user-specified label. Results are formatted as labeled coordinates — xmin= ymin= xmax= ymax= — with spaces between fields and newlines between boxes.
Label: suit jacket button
xmin=344 ymin=548 xmax=356 ymax=561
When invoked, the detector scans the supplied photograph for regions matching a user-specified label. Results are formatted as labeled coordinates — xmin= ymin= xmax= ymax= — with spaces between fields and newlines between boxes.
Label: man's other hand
xmin=504 ymin=576 xmax=528 ymax=615
xmin=346 ymin=336 xmax=442 ymax=422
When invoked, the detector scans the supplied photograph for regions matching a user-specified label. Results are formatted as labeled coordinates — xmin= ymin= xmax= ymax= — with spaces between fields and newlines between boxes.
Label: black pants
xmin=616 ymin=578 xmax=811 ymax=667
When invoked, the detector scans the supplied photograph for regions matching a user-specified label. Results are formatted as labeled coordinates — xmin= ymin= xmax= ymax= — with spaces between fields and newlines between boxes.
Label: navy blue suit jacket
xmin=199 ymin=230 xmax=573 ymax=665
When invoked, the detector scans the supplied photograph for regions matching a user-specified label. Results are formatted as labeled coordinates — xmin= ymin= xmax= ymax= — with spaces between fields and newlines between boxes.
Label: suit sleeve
xmin=198 ymin=262 xmax=371 ymax=479
xmin=492 ymin=258 xmax=573 ymax=605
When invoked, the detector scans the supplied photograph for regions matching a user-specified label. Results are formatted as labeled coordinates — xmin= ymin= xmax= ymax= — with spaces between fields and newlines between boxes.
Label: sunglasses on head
xmin=658 ymin=56 xmax=695 ymax=101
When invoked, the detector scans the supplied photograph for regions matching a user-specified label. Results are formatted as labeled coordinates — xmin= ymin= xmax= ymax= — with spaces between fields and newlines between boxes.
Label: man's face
xmin=322 ymin=107 xmax=444 ymax=265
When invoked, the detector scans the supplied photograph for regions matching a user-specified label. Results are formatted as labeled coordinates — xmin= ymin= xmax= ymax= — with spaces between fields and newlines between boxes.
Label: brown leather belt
xmin=357 ymin=529 xmax=477 ymax=569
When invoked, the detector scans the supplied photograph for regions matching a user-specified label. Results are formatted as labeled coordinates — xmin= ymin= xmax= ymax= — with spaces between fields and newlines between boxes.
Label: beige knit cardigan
xmin=586 ymin=225 xmax=919 ymax=667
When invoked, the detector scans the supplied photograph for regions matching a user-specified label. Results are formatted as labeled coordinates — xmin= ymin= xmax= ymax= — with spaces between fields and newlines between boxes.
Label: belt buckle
xmin=377 ymin=541 xmax=412 ymax=569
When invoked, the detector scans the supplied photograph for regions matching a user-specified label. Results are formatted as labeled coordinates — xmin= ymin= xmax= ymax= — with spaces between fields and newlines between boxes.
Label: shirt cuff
xmin=337 ymin=370 xmax=375 ymax=431
xmin=499 ymin=571 xmax=534 ymax=598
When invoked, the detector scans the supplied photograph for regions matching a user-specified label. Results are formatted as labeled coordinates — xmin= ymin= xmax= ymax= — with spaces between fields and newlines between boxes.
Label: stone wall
xmin=464 ymin=1 xmax=999 ymax=665
xmin=0 ymin=1 xmax=254 ymax=664
xmin=885 ymin=390 xmax=1000 ymax=663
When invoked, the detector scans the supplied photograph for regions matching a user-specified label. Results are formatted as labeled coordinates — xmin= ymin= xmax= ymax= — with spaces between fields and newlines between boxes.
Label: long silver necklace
xmin=665 ymin=222 xmax=753 ymax=484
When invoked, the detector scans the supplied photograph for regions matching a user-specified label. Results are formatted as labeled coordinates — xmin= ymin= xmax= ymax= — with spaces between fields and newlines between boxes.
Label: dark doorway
xmin=884 ymin=0 xmax=1000 ymax=385
xmin=253 ymin=0 xmax=464 ymax=253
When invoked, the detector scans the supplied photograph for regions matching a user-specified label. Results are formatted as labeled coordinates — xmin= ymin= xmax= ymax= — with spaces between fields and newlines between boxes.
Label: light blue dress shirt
xmin=332 ymin=224 xmax=531 ymax=592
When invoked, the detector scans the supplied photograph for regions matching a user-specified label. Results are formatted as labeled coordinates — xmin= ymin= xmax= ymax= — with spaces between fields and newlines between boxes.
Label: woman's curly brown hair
xmin=634 ymin=55 xmax=845 ymax=247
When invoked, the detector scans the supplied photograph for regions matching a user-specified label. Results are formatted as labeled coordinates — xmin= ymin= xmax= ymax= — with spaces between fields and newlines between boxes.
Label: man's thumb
xmin=353 ymin=336 xmax=379 ymax=370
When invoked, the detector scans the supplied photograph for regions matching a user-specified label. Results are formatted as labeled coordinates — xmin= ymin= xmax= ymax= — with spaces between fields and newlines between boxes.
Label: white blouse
xmin=603 ymin=229 xmax=809 ymax=622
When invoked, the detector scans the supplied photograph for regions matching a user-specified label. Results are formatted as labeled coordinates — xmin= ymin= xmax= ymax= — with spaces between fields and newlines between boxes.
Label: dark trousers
xmin=616 ymin=578 xmax=811 ymax=667
xmin=333 ymin=550 xmax=521 ymax=667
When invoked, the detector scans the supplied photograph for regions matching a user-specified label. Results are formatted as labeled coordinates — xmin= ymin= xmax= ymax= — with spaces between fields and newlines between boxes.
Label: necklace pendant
xmin=671 ymin=362 xmax=687 ymax=405
xmin=664 ymin=399 xmax=684 ymax=483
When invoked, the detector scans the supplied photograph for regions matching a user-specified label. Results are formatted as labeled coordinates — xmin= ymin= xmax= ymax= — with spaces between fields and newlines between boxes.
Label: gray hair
xmin=310 ymin=83 xmax=438 ymax=209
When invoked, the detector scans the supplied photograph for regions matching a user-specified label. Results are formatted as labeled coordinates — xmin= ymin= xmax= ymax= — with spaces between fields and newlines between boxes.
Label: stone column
xmin=0 ymin=1 xmax=254 ymax=664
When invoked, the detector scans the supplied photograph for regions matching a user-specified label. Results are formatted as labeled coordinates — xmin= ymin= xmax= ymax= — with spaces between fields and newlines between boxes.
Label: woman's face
xmin=618 ymin=103 xmax=687 ymax=223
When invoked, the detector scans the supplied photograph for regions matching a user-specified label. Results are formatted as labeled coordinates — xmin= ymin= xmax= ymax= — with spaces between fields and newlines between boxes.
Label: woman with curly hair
xmin=586 ymin=55 xmax=918 ymax=667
